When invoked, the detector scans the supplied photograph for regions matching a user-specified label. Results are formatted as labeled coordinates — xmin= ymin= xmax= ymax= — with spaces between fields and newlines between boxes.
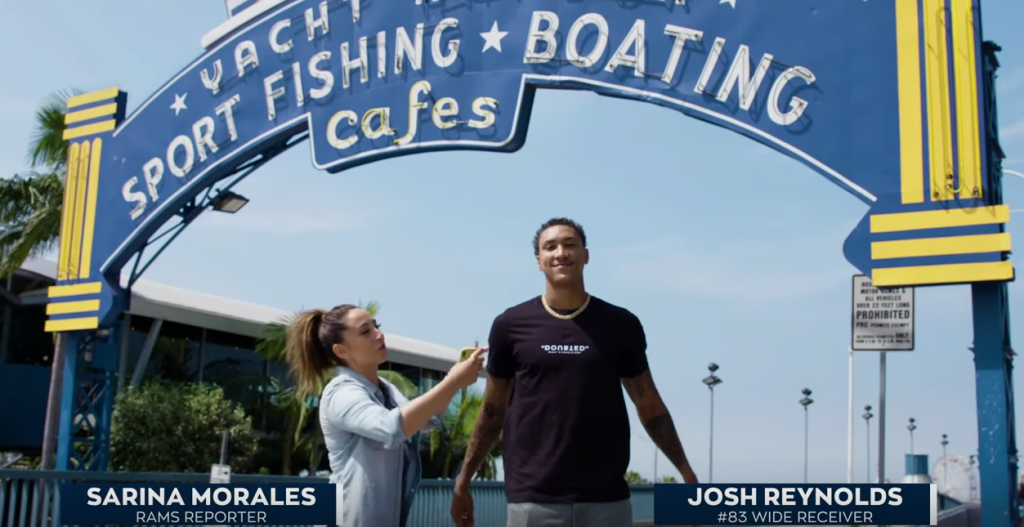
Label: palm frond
xmin=255 ymin=313 xmax=297 ymax=362
xmin=0 ymin=172 xmax=64 ymax=277
xmin=358 ymin=300 xmax=381 ymax=317
xmin=379 ymin=370 xmax=419 ymax=399
xmin=28 ymin=89 xmax=84 ymax=170
xmin=0 ymin=172 xmax=63 ymax=224
xmin=429 ymin=428 xmax=442 ymax=457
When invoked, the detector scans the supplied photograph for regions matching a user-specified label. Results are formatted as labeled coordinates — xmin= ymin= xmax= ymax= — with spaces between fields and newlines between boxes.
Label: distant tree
xmin=0 ymin=88 xmax=83 ymax=276
xmin=625 ymin=470 xmax=649 ymax=484
xmin=109 ymin=381 xmax=258 ymax=473
xmin=659 ymin=475 xmax=678 ymax=483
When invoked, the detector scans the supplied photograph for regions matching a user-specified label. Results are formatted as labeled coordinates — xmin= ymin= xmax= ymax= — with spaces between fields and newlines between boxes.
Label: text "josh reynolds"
xmin=687 ymin=486 xmax=904 ymax=507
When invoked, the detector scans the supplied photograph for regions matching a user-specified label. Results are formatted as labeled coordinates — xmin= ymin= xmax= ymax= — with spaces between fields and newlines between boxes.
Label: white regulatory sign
xmin=210 ymin=463 xmax=231 ymax=484
xmin=851 ymin=275 xmax=915 ymax=351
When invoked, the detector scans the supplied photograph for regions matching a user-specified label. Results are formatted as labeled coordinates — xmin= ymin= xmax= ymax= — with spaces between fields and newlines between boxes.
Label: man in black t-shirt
xmin=451 ymin=218 xmax=699 ymax=527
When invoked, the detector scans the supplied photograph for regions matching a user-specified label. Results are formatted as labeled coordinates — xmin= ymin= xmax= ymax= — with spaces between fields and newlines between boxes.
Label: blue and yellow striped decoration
xmin=45 ymin=88 xmax=127 ymax=333
xmin=868 ymin=205 xmax=1012 ymax=287
xmin=870 ymin=0 xmax=1007 ymax=288
xmin=895 ymin=0 xmax=984 ymax=205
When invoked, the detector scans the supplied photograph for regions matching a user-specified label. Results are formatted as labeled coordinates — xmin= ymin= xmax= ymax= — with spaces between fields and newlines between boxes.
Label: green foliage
xmin=659 ymin=475 xmax=678 ymax=483
xmin=380 ymin=370 xmax=420 ymax=399
xmin=28 ymin=89 xmax=81 ymax=170
xmin=625 ymin=470 xmax=649 ymax=484
xmin=0 ymin=171 xmax=64 ymax=277
xmin=422 ymin=389 xmax=502 ymax=480
xmin=0 ymin=89 xmax=81 ymax=278
xmin=255 ymin=314 xmax=293 ymax=363
xmin=109 ymin=381 xmax=258 ymax=473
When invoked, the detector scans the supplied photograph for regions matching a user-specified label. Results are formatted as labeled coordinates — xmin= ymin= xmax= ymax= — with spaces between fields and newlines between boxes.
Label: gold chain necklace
xmin=541 ymin=294 xmax=591 ymax=320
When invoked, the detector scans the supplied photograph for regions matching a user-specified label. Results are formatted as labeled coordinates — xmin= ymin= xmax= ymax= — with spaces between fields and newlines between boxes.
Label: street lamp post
xmin=652 ymin=441 xmax=658 ymax=482
xmin=703 ymin=363 xmax=723 ymax=484
xmin=907 ymin=418 xmax=917 ymax=454
xmin=799 ymin=388 xmax=814 ymax=483
xmin=941 ymin=434 xmax=949 ymax=494
xmin=969 ymin=454 xmax=978 ymax=501
xmin=863 ymin=405 xmax=874 ymax=482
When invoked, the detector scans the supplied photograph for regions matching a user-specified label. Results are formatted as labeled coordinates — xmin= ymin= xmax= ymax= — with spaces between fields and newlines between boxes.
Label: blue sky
xmin=2 ymin=0 xmax=1024 ymax=487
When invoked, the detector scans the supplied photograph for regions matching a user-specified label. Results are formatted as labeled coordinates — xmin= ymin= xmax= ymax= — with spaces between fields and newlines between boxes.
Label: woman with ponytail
xmin=286 ymin=304 xmax=485 ymax=527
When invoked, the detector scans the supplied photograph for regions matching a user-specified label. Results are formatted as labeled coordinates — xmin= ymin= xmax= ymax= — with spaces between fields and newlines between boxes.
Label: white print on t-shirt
xmin=541 ymin=344 xmax=590 ymax=354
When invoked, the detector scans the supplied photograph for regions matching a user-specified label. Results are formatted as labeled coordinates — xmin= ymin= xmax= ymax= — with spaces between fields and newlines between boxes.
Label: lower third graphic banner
xmin=654 ymin=483 xmax=937 ymax=526
xmin=60 ymin=483 xmax=341 ymax=525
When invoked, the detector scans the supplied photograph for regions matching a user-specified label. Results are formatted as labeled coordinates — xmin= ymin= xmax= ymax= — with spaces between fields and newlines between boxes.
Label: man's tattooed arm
xmin=455 ymin=376 xmax=512 ymax=489
xmin=622 ymin=371 xmax=694 ymax=478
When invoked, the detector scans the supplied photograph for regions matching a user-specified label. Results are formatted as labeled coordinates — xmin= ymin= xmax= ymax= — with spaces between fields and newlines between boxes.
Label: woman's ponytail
xmin=284 ymin=304 xmax=360 ymax=398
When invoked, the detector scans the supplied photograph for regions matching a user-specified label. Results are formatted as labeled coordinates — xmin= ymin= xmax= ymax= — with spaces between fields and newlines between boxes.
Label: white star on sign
xmin=170 ymin=93 xmax=188 ymax=116
xmin=720 ymin=0 xmax=737 ymax=7
xmin=480 ymin=21 xmax=508 ymax=53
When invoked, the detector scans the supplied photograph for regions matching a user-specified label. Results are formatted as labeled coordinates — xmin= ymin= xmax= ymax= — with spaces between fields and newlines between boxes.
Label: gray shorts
xmin=507 ymin=499 xmax=632 ymax=527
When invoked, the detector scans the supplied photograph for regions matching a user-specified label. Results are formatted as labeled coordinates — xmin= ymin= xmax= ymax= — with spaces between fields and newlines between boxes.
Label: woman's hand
xmin=447 ymin=345 xmax=486 ymax=389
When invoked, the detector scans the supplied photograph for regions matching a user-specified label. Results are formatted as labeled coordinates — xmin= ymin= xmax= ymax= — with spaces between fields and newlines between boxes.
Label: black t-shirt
xmin=486 ymin=295 xmax=649 ymax=504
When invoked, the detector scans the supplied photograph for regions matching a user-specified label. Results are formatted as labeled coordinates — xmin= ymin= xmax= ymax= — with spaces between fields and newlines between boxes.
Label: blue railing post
xmin=971 ymin=281 xmax=1018 ymax=527
xmin=55 ymin=330 xmax=118 ymax=471
xmin=54 ymin=333 xmax=82 ymax=471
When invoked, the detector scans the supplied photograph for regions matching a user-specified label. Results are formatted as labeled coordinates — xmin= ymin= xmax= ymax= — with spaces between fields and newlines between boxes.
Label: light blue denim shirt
xmin=320 ymin=367 xmax=442 ymax=527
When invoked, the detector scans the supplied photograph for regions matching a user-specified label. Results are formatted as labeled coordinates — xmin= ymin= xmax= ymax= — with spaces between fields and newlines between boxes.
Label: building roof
xmin=19 ymin=259 xmax=460 ymax=372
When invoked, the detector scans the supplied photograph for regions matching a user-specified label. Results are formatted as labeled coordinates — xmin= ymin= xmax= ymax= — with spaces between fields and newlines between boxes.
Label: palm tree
xmin=0 ymin=89 xmax=81 ymax=275
xmin=422 ymin=389 xmax=503 ymax=480
xmin=624 ymin=470 xmax=649 ymax=484
xmin=1 ymin=89 xmax=83 ymax=470
xmin=658 ymin=475 xmax=678 ymax=483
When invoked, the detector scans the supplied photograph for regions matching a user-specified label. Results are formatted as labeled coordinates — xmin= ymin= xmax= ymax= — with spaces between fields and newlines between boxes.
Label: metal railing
xmin=0 ymin=470 xmax=655 ymax=527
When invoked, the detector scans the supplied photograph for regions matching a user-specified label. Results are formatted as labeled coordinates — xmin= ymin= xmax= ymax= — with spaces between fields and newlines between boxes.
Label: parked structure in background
xmin=0 ymin=258 xmax=461 ymax=470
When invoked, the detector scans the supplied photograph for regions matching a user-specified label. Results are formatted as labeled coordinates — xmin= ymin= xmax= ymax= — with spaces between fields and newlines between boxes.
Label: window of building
xmin=142 ymin=321 xmax=203 ymax=383
xmin=202 ymin=328 xmax=266 ymax=422
xmin=124 ymin=315 xmax=156 ymax=377
xmin=421 ymin=368 xmax=444 ymax=392
xmin=266 ymin=359 xmax=294 ymax=397
xmin=3 ymin=305 xmax=53 ymax=366
xmin=389 ymin=363 xmax=423 ymax=395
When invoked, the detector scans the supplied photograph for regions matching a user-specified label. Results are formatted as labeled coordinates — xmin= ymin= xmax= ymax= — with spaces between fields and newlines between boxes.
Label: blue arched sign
xmin=47 ymin=0 xmax=1017 ymax=524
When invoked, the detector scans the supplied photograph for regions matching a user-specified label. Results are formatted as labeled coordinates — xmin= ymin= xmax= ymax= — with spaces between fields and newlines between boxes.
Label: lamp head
xmin=211 ymin=190 xmax=250 ymax=213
